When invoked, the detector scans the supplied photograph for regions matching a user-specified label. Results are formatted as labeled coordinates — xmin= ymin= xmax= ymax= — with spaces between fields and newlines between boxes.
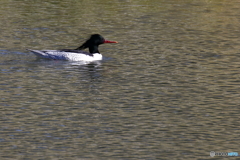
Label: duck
xmin=27 ymin=34 xmax=118 ymax=61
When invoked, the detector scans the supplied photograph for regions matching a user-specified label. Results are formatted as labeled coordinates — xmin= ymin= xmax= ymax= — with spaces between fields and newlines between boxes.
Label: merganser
xmin=27 ymin=34 xmax=118 ymax=61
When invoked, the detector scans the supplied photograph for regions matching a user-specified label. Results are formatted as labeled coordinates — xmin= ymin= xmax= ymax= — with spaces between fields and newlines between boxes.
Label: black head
xmin=88 ymin=34 xmax=105 ymax=45
xmin=76 ymin=34 xmax=118 ymax=53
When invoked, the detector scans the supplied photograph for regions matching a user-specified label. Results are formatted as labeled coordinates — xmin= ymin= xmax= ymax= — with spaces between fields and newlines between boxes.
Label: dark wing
xmin=60 ymin=49 xmax=92 ymax=56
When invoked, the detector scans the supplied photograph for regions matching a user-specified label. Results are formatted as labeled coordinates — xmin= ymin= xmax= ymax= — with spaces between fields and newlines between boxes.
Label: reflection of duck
xmin=27 ymin=34 xmax=118 ymax=61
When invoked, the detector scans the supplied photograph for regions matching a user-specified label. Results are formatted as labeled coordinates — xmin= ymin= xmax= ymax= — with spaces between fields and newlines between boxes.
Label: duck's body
xmin=27 ymin=34 xmax=117 ymax=61
xmin=27 ymin=49 xmax=102 ymax=61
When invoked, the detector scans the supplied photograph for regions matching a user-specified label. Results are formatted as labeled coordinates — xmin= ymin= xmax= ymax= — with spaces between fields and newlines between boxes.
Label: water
xmin=1 ymin=0 xmax=240 ymax=159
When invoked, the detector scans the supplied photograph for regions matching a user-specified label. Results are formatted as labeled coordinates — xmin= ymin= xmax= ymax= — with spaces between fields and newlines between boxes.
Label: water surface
xmin=1 ymin=0 xmax=240 ymax=159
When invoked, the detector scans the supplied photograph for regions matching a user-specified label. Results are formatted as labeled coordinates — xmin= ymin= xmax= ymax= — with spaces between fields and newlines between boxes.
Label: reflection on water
xmin=1 ymin=0 xmax=240 ymax=159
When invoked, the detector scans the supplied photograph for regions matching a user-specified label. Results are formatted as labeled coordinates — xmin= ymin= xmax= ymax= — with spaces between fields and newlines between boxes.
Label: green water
xmin=0 ymin=0 xmax=240 ymax=159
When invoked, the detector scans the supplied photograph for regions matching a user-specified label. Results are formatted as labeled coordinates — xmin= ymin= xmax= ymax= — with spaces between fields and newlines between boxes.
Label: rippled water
xmin=1 ymin=0 xmax=240 ymax=159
